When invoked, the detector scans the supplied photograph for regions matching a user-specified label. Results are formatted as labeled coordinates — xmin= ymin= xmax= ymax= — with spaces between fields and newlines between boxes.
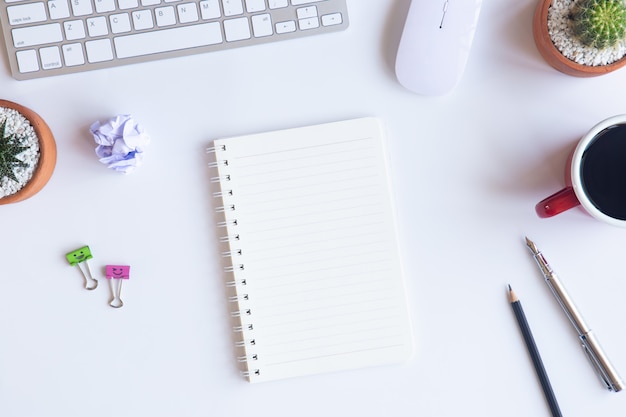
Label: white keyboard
xmin=0 ymin=0 xmax=348 ymax=80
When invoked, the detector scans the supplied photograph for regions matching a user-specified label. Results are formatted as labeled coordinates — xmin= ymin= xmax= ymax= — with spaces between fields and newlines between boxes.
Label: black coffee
xmin=581 ymin=124 xmax=626 ymax=220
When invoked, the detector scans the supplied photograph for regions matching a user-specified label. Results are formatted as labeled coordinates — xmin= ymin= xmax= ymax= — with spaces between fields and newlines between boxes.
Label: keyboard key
xmin=12 ymin=23 xmax=63 ymax=47
xmin=7 ymin=2 xmax=47 ymax=25
xmin=275 ymin=20 xmax=295 ymax=34
xmin=64 ymin=19 xmax=86 ymax=40
xmin=110 ymin=13 xmax=132 ymax=33
xmin=70 ymin=0 xmax=93 ymax=16
xmin=142 ymin=0 xmax=161 ymax=5
xmin=296 ymin=6 xmax=317 ymax=19
xmin=222 ymin=0 xmax=243 ymax=16
xmin=291 ymin=0 xmax=323 ymax=4
xmin=87 ymin=16 xmax=109 ymax=36
xmin=268 ymin=0 xmax=288 ymax=8
xmin=114 ymin=22 xmax=222 ymax=58
xmin=118 ymin=0 xmax=139 ymax=9
xmin=155 ymin=6 xmax=176 ymax=26
xmin=177 ymin=3 xmax=199 ymax=23
xmin=224 ymin=17 xmax=250 ymax=41
xmin=298 ymin=16 xmax=318 ymax=30
xmin=94 ymin=0 xmax=116 ymax=13
xmin=16 ymin=49 xmax=39 ymax=72
xmin=62 ymin=43 xmax=86 ymax=66
xmin=245 ymin=0 xmax=265 ymax=13
xmin=200 ymin=0 xmax=220 ymax=19
xmin=40 ymin=46 xmax=62 ymax=69
xmin=251 ymin=14 xmax=272 ymax=37
xmin=321 ymin=12 xmax=341 ymax=26
xmin=48 ymin=0 xmax=71 ymax=19
xmin=85 ymin=38 xmax=114 ymax=62
xmin=132 ymin=10 xmax=154 ymax=30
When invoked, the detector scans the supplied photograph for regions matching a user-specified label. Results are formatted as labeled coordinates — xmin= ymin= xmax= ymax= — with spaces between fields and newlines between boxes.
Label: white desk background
xmin=1 ymin=1 xmax=626 ymax=416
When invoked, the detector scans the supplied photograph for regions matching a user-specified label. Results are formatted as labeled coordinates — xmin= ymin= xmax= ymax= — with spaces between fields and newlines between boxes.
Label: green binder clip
xmin=66 ymin=245 xmax=98 ymax=290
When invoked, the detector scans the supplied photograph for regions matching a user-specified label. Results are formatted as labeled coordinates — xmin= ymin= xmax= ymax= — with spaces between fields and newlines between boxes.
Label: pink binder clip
xmin=105 ymin=265 xmax=130 ymax=308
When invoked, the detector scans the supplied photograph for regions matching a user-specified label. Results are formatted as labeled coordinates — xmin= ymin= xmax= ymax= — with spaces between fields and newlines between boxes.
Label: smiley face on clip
xmin=66 ymin=246 xmax=93 ymax=266
xmin=105 ymin=265 xmax=130 ymax=279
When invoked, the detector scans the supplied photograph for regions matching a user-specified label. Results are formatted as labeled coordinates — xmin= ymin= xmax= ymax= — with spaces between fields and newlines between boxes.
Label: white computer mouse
xmin=395 ymin=0 xmax=483 ymax=96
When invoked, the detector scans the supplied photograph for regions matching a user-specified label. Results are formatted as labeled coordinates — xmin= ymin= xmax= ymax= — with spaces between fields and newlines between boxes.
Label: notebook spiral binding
xmin=224 ymin=264 xmax=245 ymax=273
xmin=222 ymin=249 xmax=243 ymax=257
xmin=219 ymin=234 xmax=240 ymax=243
xmin=210 ymin=174 xmax=231 ymax=183
xmin=231 ymin=308 xmax=252 ymax=318
xmin=206 ymin=145 xmax=226 ymax=153
xmin=241 ymin=369 xmax=261 ymax=377
xmin=235 ymin=338 xmax=256 ymax=347
xmin=226 ymin=278 xmax=246 ymax=287
xmin=208 ymin=144 xmax=260 ymax=379
xmin=215 ymin=204 xmax=236 ymax=213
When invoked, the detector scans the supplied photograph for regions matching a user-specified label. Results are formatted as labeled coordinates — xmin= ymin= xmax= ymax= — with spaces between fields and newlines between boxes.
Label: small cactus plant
xmin=571 ymin=0 xmax=626 ymax=49
xmin=0 ymin=100 xmax=55 ymax=205
xmin=0 ymin=119 xmax=28 ymax=183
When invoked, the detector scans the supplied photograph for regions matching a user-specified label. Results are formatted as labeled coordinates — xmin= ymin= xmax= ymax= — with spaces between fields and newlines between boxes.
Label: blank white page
xmin=211 ymin=117 xmax=413 ymax=383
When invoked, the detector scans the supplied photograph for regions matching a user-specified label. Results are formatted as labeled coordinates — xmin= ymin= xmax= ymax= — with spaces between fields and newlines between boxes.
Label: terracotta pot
xmin=533 ymin=0 xmax=626 ymax=77
xmin=0 ymin=99 xmax=56 ymax=205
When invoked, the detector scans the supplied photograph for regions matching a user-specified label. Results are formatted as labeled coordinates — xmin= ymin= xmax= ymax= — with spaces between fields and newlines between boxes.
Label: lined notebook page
xmin=212 ymin=117 xmax=413 ymax=383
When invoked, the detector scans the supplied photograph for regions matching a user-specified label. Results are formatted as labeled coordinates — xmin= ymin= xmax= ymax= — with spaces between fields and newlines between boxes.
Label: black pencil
xmin=508 ymin=285 xmax=562 ymax=417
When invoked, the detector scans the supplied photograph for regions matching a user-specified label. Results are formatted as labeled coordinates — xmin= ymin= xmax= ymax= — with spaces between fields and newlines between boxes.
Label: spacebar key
xmin=114 ymin=22 xmax=223 ymax=59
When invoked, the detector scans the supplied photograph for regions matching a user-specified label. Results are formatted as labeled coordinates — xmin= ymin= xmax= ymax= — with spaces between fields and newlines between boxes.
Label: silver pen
xmin=525 ymin=237 xmax=624 ymax=392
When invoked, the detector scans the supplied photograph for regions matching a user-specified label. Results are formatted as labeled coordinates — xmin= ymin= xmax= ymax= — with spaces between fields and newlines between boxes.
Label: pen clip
xmin=581 ymin=338 xmax=614 ymax=391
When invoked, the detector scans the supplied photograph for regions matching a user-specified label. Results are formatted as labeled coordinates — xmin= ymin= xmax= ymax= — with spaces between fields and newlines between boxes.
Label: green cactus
xmin=0 ymin=119 xmax=28 ymax=183
xmin=571 ymin=0 xmax=626 ymax=49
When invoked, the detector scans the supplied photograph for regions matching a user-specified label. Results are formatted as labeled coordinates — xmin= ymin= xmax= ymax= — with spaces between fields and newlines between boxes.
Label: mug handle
xmin=535 ymin=187 xmax=580 ymax=218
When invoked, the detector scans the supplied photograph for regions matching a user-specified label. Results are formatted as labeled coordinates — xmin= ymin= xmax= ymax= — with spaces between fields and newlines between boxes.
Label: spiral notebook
xmin=208 ymin=117 xmax=413 ymax=383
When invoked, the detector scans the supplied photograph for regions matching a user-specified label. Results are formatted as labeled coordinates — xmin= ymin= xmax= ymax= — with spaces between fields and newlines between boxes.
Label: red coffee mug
xmin=536 ymin=115 xmax=626 ymax=227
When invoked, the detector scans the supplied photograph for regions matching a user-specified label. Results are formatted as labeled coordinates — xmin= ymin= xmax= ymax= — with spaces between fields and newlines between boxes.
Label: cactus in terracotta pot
xmin=571 ymin=0 xmax=626 ymax=49
xmin=533 ymin=0 xmax=626 ymax=76
xmin=0 ymin=100 xmax=56 ymax=205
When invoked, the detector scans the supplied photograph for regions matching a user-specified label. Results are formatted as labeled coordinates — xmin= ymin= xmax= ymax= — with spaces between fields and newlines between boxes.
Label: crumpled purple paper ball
xmin=90 ymin=114 xmax=150 ymax=174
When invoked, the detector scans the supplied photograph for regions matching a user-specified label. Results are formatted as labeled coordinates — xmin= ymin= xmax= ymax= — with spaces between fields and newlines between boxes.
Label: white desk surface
xmin=2 ymin=1 xmax=626 ymax=416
